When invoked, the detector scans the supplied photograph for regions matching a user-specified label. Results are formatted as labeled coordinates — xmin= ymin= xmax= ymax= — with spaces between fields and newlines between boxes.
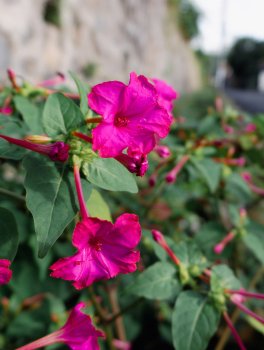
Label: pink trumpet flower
xmin=0 ymin=135 xmax=69 ymax=162
xmin=165 ymin=155 xmax=189 ymax=184
xmin=0 ymin=259 xmax=12 ymax=285
xmin=115 ymin=151 xmax=148 ymax=176
xmin=37 ymin=72 xmax=65 ymax=87
xmin=214 ymin=231 xmax=236 ymax=255
xmin=50 ymin=165 xmax=141 ymax=289
xmin=154 ymin=145 xmax=171 ymax=158
xmin=88 ymin=72 xmax=173 ymax=158
xmin=16 ymin=302 xmax=104 ymax=350
xmin=0 ymin=106 xmax=13 ymax=115
xmin=241 ymin=171 xmax=264 ymax=196
xmin=152 ymin=230 xmax=180 ymax=266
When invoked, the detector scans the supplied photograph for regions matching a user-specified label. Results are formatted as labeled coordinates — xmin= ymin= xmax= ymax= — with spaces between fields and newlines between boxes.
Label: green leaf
xmin=191 ymin=157 xmax=222 ymax=193
xmin=0 ymin=115 xmax=28 ymax=159
xmin=13 ymin=95 xmax=44 ymax=133
xmin=87 ymin=188 xmax=112 ymax=221
xmin=0 ymin=207 xmax=19 ymax=260
xmin=42 ymin=93 xmax=84 ymax=137
xmin=129 ymin=262 xmax=181 ymax=300
xmin=23 ymin=155 xmax=91 ymax=257
xmin=173 ymin=241 xmax=208 ymax=272
xmin=70 ymin=72 xmax=90 ymax=116
xmin=243 ymin=221 xmax=264 ymax=264
xmin=172 ymin=291 xmax=220 ymax=350
xmin=82 ymin=157 xmax=138 ymax=193
xmin=194 ymin=222 xmax=231 ymax=260
xmin=210 ymin=265 xmax=241 ymax=294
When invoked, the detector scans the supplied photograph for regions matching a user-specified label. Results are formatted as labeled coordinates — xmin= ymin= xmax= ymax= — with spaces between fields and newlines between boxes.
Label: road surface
xmin=224 ymin=88 xmax=264 ymax=114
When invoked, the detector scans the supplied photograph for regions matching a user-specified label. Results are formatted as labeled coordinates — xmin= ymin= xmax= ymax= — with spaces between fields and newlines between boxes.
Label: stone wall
xmin=0 ymin=0 xmax=201 ymax=92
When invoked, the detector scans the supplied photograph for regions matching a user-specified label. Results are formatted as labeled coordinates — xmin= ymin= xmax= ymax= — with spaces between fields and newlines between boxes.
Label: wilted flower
xmin=50 ymin=214 xmax=141 ymax=289
xmin=88 ymin=72 xmax=172 ymax=157
xmin=0 ymin=135 xmax=69 ymax=162
xmin=16 ymin=302 xmax=104 ymax=350
xmin=0 ymin=106 xmax=13 ymax=115
xmin=115 ymin=150 xmax=148 ymax=176
xmin=0 ymin=259 xmax=12 ymax=285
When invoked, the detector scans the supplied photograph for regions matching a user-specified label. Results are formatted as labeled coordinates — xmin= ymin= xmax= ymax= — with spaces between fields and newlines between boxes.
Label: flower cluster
xmin=0 ymin=259 xmax=12 ymax=285
xmin=1 ymin=71 xmax=177 ymax=350
xmin=87 ymin=72 xmax=177 ymax=175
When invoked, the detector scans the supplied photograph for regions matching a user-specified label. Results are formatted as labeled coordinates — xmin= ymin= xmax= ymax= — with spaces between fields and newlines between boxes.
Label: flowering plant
xmin=0 ymin=70 xmax=263 ymax=350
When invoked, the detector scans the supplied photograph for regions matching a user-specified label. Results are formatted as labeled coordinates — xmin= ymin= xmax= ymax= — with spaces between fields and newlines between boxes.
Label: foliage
xmin=0 ymin=70 xmax=263 ymax=350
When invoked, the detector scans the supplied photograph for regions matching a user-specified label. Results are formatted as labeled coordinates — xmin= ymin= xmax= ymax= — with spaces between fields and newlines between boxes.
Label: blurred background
xmin=1 ymin=0 xmax=264 ymax=113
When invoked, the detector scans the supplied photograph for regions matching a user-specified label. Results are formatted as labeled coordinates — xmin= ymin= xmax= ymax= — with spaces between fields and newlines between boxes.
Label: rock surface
xmin=0 ymin=0 xmax=201 ymax=92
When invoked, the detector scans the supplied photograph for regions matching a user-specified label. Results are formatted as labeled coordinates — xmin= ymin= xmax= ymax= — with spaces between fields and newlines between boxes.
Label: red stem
xmin=72 ymin=131 xmax=93 ymax=144
xmin=73 ymin=165 xmax=89 ymax=220
xmin=223 ymin=312 xmax=247 ymax=350
xmin=232 ymin=299 xmax=264 ymax=324
xmin=228 ymin=290 xmax=264 ymax=300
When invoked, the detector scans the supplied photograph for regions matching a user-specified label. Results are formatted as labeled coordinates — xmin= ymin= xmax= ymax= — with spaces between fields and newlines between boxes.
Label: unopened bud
xmin=24 ymin=135 xmax=52 ymax=144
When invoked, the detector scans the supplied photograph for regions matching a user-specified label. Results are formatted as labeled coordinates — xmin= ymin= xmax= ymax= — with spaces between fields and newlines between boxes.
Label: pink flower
xmin=16 ymin=302 xmax=104 ymax=350
xmin=244 ymin=123 xmax=256 ymax=133
xmin=152 ymin=230 xmax=180 ymax=266
xmin=0 ymin=106 xmax=13 ymax=115
xmin=0 ymin=259 xmax=12 ymax=285
xmin=152 ymin=78 xmax=178 ymax=114
xmin=37 ymin=72 xmax=65 ymax=87
xmin=88 ymin=72 xmax=172 ymax=157
xmin=154 ymin=145 xmax=171 ymax=158
xmin=0 ymin=135 xmax=69 ymax=162
xmin=214 ymin=231 xmax=236 ymax=255
xmin=165 ymin=155 xmax=189 ymax=184
xmin=50 ymin=214 xmax=141 ymax=289
xmin=241 ymin=171 xmax=264 ymax=196
xmin=115 ymin=150 xmax=148 ymax=176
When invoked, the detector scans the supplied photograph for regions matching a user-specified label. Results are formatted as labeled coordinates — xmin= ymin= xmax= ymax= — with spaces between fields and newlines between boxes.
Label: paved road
xmin=224 ymin=88 xmax=264 ymax=114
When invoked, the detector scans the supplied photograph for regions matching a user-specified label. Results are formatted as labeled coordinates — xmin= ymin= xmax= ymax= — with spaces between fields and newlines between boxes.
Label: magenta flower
xmin=152 ymin=78 xmax=178 ymax=115
xmin=88 ymin=72 xmax=172 ymax=157
xmin=0 ymin=135 xmax=69 ymax=162
xmin=37 ymin=72 xmax=65 ymax=87
xmin=165 ymin=155 xmax=189 ymax=184
xmin=115 ymin=150 xmax=148 ymax=176
xmin=214 ymin=231 xmax=236 ymax=255
xmin=0 ymin=106 xmax=13 ymax=115
xmin=241 ymin=171 xmax=264 ymax=196
xmin=16 ymin=302 xmax=104 ymax=350
xmin=244 ymin=123 xmax=256 ymax=133
xmin=154 ymin=145 xmax=171 ymax=158
xmin=50 ymin=214 xmax=141 ymax=289
xmin=0 ymin=259 xmax=12 ymax=285
xmin=152 ymin=230 xmax=180 ymax=266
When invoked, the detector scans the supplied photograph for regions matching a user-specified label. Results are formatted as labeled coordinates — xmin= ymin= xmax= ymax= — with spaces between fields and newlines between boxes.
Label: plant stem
xmin=73 ymin=165 xmax=89 ymax=219
xmin=107 ymin=285 xmax=126 ymax=341
xmin=0 ymin=188 xmax=25 ymax=203
xmin=215 ymin=267 xmax=264 ymax=350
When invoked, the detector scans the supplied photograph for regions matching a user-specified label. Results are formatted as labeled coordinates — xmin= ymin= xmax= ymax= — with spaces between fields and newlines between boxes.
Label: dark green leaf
xmin=0 ymin=115 xmax=28 ymax=159
xmin=243 ymin=221 xmax=264 ymax=264
xmin=42 ymin=93 xmax=84 ymax=137
xmin=23 ymin=155 xmax=91 ymax=257
xmin=191 ymin=157 xmax=222 ymax=193
xmin=129 ymin=262 xmax=181 ymax=300
xmin=173 ymin=241 xmax=208 ymax=272
xmin=82 ymin=158 xmax=138 ymax=193
xmin=194 ymin=222 xmax=231 ymax=260
xmin=0 ymin=207 xmax=19 ymax=260
xmin=172 ymin=291 xmax=221 ymax=350
xmin=14 ymin=95 xmax=44 ymax=133
xmin=70 ymin=72 xmax=89 ymax=116
xmin=210 ymin=265 xmax=241 ymax=294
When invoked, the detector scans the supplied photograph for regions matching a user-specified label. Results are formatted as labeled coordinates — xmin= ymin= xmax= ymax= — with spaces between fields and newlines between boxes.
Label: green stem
xmin=0 ymin=188 xmax=25 ymax=203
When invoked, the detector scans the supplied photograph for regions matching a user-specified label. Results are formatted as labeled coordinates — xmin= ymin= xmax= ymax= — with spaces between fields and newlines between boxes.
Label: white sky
xmin=192 ymin=0 xmax=264 ymax=53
